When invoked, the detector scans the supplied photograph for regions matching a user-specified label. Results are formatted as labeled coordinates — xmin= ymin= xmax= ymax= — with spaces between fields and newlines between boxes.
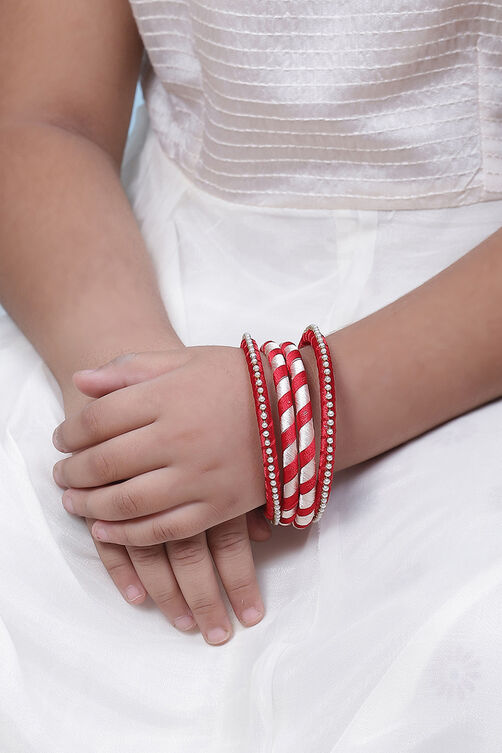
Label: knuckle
xmin=114 ymin=489 xmax=141 ymax=518
xmin=210 ymin=530 xmax=248 ymax=557
xmin=169 ymin=539 xmax=206 ymax=566
xmin=102 ymin=556 xmax=129 ymax=580
xmin=151 ymin=586 xmax=180 ymax=609
xmin=81 ymin=403 xmax=101 ymax=439
xmin=226 ymin=572 xmax=255 ymax=596
xmin=89 ymin=450 xmax=115 ymax=483
xmin=189 ymin=594 xmax=219 ymax=617
xmin=128 ymin=545 xmax=161 ymax=566
xmin=151 ymin=518 xmax=178 ymax=543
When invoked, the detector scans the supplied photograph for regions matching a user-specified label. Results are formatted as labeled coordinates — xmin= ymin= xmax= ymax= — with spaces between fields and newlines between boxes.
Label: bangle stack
xmin=240 ymin=334 xmax=282 ymax=525
xmin=260 ymin=341 xmax=299 ymax=526
xmin=298 ymin=325 xmax=336 ymax=523
xmin=240 ymin=324 xmax=336 ymax=529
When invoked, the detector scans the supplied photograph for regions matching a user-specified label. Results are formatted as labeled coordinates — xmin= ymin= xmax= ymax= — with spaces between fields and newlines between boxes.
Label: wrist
xmin=323 ymin=330 xmax=359 ymax=472
xmin=300 ymin=332 xmax=356 ymax=474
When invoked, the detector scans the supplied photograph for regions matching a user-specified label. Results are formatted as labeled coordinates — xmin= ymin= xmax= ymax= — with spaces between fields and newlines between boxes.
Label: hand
xmin=52 ymin=347 xmax=276 ymax=546
xmin=56 ymin=352 xmax=272 ymax=645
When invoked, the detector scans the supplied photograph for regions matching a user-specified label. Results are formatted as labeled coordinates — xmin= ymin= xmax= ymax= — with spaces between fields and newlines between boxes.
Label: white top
xmin=129 ymin=0 xmax=502 ymax=209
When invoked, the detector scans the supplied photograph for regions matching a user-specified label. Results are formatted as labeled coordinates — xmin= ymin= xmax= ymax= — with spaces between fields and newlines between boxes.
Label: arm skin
xmin=2 ymin=4 xmax=501 ymax=483
xmin=298 ymin=225 xmax=502 ymax=474
xmin=0 ymin=0 xmax=182 ymax=418
xmin=0 ymin=0 xmax=273 ymax=639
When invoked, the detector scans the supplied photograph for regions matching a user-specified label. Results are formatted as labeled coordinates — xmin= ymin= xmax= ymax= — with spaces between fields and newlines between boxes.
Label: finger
xmin=90 ymin=499 xmax=231 ymax=546
xmin=53 ymin=378 xmax=161 ymax=453
xmin=72 ymin=349 xmax=188 ymax=398
xmin=53 ymin=422 xmax=170 ymax=489
xmin=246 ymin=508 xmax=272 ymax=542
xmin=125 ymin=544 xmax=196 ymax=633
xmin=166 ymin=533 xmax=233 ymax=646
xmin=207 ymin=516 xmax=265 ymax=628
xmin=61 ymin=466 xmax=190 ymax=521
xmin=85 ymin=517 xmax=147 ymax=606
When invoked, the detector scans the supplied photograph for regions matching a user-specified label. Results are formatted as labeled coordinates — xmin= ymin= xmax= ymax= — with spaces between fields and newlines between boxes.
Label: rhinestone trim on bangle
xmin=261 ymin=340 xmax=299 ymax=526
xmin=298 ymin=324 xmax=336 ymax=524
xmin=241 ymin=333 xmax=282 ymax=525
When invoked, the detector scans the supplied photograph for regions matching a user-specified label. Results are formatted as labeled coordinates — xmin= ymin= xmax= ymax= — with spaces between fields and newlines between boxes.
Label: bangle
xmin=240 ymin=333 xmax=281 ymax=525
xmin=280 ymin=341 xmax=317 ymax=529
xmin=298 ymin=324 xmax=336 ymax=523
xmin=260 ymin=340 xmax=299 ymax=525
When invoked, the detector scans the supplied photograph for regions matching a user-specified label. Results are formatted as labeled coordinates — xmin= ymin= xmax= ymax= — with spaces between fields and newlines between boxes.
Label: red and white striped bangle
xmin=240 ymin=333 xmax=281 ymax=525
xmin=260 ymin=340 xmax=299 ymax=525
xmin=280 ymin=342 xmax=317 ymax=529
xmin=298 ymin=324 xmax=336 ymax=523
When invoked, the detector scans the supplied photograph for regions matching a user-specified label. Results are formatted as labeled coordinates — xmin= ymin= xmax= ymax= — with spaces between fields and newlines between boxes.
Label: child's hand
xmin=55 ymin=350 xmax=272 ymax=644
xmin=52 ymin=347 xmax=276 ymax=545
xmin=88 ymin=510 xmax=269 ymax=645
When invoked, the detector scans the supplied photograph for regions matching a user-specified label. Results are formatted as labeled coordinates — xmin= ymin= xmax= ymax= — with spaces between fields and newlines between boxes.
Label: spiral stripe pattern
xmin=298 ymin=325 xmax=336 ymax=523
xmin=261 ymin=341 xmax=299 ymax=525
xmin=281 ymin=342 xmax=317 ymax=529
xmin=240 ymin=333 xmax=281 ymax=525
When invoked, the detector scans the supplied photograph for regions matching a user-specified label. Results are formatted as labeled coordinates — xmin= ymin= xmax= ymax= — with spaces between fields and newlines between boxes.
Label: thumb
xmin=72 ymin=349 xmax=188 ymax=397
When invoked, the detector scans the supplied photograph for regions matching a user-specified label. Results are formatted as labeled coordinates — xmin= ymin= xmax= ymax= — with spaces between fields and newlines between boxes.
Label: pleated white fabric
xmin=1 ymin=100 xmax=502 ymax=751
xmin=129 ymin=0 xmax=502 ymax=209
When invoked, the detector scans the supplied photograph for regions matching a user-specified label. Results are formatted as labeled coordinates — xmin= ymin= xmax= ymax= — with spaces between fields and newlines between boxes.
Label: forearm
xmin=0 ymin=122 xmax=182 ymax=396
xmin=321 ymin=226 xmax=502 ymax=472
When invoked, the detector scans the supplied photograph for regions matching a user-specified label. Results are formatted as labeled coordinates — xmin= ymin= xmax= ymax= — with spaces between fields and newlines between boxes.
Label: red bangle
xmin=280 ymin=341 xmax=317 ymax=529
xmin=260 ymin=340 xmax=299 ymax=525
xmin=298 ymin=324 xmax=336 ymax=523
xmin=240 ymin=333 xmax=281 ymax=525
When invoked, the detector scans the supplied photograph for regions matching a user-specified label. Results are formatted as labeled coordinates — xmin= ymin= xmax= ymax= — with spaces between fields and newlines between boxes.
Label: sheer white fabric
xmin=1 ymin=103 xmax=502 ymax=750
xmin=129 ymin=0 xmax=502 ymax=209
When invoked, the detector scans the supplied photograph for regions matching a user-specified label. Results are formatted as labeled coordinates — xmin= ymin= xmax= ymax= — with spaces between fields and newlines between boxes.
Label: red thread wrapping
xmin=298 ymin=326 xmax=336 ymax=522
xmin=240 ymin=335 xmax=281 ymax=523
xmin=261 ymin=340 xmax=299 ymax=525
xmin=281 ymin=341 xmax=317 ymax=528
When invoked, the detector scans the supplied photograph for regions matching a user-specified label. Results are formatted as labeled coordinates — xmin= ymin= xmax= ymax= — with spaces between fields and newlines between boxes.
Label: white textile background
xmin=1 ymin=105 xmax=502 ymax=751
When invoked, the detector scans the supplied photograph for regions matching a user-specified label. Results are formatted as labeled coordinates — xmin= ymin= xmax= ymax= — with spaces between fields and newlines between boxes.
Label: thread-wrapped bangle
xmin=298 ymin=324 xmax=336 ymax=523
xmin=260 ymin=341 xmax=299 ymax=525
xmin=240 ymin=333 xmax=281 ymax=525
xmin=280 ymin=341 xmax=317 ymax=529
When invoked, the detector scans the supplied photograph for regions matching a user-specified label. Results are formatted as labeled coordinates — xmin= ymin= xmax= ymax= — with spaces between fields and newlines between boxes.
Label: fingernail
xmin=174 ymin=613 xmax=196 ymax=631
xmin=53 ymin=463 xmax=64 ymax=484
xmin=206 ymin=627 xmax=230 ymax=645
xmin=125 ymin=585 xmax=144 ymax=602
xmin=93 ymin=525 xmax=109 ymax=541
xmin=242 ymin=607 xmax=263 ymax=626
xmin=52 ymin=427 xmax=68 ymax=452
xmin=62 ymin=492 xmax=75 ymax=513
xmin=74 ymin=369 xmax=96 ymax=376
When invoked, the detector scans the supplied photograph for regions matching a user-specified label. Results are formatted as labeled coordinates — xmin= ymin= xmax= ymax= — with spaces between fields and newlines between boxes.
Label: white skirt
xmin=2 ymin=105 xmax=502 ymax=752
